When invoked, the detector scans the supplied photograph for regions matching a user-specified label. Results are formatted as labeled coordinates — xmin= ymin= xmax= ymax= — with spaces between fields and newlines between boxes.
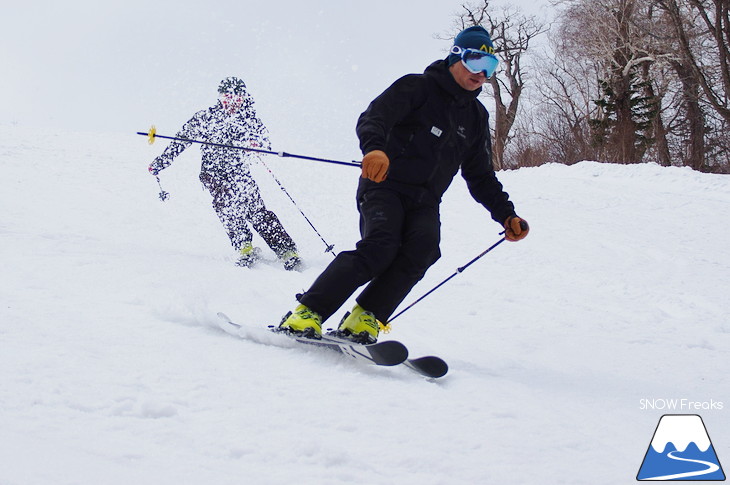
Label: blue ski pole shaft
xmin=137 ymin=131 xmax=361 ymax=168
xmin=388 ymin=236 xmax=506 ymax=324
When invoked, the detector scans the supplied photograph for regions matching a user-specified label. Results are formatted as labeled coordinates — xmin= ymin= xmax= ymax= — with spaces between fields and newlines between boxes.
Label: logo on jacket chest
xmin=430 ymin=125 xmax=467 ymax=140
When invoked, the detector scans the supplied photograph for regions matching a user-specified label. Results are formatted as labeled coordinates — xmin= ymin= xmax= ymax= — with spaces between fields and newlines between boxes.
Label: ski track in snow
xmin=1 ymin=124 xmax=729 ymax=484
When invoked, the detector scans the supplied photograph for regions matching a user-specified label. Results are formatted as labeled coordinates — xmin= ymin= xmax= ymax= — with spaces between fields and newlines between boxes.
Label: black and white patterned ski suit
xmin=152 ymin=98 xmax=297 ymax=257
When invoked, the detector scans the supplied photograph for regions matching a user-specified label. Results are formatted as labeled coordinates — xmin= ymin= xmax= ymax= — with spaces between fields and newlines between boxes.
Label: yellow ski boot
xmin=278 ymin=304 xmax=322 ymax=339
xmin=335 ymin=304 xmax=382 ymax=344
xmin=280 ymin=250 xmax=302 ymax=271
xmin=236 ymin=243 xmax=261 ymax=268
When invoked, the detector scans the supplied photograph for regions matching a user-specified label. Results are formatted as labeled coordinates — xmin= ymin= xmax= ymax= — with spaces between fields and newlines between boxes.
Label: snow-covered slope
xmin=1 ymin=124 xmax=728 ymax=484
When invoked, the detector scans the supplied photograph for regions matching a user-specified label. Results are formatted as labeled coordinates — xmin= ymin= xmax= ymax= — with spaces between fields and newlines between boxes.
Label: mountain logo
xmin=637 ymin=414 xmax=725 ymax=481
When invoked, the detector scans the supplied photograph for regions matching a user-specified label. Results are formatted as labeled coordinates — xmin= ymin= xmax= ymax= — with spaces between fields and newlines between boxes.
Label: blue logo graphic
xmin=637 ymin=414 xmax=725 ymax=481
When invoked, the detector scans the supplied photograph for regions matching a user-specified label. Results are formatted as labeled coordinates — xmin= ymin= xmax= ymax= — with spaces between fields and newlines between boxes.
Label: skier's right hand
xmin=148 ymin=159 xmax=167 ymax=176
xmin=361 ymin=150 xmax=389 ymax=183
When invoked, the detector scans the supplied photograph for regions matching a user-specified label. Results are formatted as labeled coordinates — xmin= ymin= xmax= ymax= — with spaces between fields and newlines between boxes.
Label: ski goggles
xmin=450 ymin=45 xmax=499 ymax=78
xmin=219 ymin=93 xmax=246 ymax=111
xmin=219 ymin=93 xmax=244 ymax=104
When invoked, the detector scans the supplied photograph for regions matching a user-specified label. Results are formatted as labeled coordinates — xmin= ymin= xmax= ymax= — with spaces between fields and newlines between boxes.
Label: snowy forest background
xmin=449 ymin=0 xmax=730 ymax=173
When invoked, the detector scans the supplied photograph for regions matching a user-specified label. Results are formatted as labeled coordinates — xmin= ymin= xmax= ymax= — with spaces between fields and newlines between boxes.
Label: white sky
xmin=1 ymin=0 xmax=551 ymax=158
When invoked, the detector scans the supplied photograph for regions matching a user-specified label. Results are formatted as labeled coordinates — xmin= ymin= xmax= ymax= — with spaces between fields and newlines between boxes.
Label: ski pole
xmin=387 ymin=235 xmax=508 ymax=324
xmin=155 ymin=175 xmax=169 ymax=201
xmin=257 ymin=157 xmax=336 ymax=257
xmin=138 ymin=126 xmax=361 ymax=168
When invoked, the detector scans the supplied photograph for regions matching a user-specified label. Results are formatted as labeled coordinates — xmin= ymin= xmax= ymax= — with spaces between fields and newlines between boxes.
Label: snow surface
xmin=1 ymin=123 xmax=729 ymax=484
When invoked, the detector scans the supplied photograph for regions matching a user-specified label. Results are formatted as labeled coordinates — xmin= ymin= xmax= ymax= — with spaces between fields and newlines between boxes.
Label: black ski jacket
xmin=356 ymin=60 xmax=516 ymax=224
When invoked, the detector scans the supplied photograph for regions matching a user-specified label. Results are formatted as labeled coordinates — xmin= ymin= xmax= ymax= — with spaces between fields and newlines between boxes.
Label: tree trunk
xmin=641 ymin=62 xmax=671 ymax=165
xmin=651 ymin=111 xmax=672 ymax=166
xmin=612 ymin=70 xmax=639 ymax=163
xmin=672 ymin=60 xmax=706 ymax=170
xmin=490 ymin=78 xmax=506 ymax=170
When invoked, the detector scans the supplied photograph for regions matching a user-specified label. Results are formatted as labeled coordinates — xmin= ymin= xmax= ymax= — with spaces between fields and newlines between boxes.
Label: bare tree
xmin=556 ymin=0 xmax=668 ymax=163
xmin=654 ymin=0 xmax=730 ymax=123
xmin=619 ymin=0 xmax=712 ymax=170
xmin=529 ymin=31 xmax=605 ymax=164
xmin=648 ymin=0 xmax=730 ymax=171
xmin=448 ymin=2 xmax=547 ymax=169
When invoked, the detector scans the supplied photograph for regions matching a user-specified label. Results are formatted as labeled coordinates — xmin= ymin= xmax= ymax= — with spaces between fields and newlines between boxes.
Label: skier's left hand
xmin=148 ymin=159 xmax=168 ymax=176
xmin=504 ymin=216 xmax=529 ymax=241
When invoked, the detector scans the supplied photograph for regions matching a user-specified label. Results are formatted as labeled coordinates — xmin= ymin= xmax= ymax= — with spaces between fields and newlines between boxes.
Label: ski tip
xmin=368 ymin=340 xmax=409 ymax=366
xmin=216 ymin=312 xmax=242 ymax=329
xmin=407 ymin=356 xmax=449 ymax=378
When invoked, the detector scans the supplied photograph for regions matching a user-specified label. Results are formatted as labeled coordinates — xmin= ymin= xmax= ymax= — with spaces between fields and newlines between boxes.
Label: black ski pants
xmin=299 ymin=185 xmax=441 ymax=323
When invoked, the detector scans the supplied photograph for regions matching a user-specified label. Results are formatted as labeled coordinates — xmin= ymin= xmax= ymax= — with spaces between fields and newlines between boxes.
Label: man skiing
xmin=278 ymin=26 xmax=529 ymax=342
xmin=148 ymin=77 xmax=301 ymax=270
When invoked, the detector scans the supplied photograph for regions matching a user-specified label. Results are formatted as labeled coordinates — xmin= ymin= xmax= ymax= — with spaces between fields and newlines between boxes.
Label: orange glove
xmin=504 ymin=216 xmax=529 ymax=242
xmin=361 ymin=150 xmax=389 ymax=183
